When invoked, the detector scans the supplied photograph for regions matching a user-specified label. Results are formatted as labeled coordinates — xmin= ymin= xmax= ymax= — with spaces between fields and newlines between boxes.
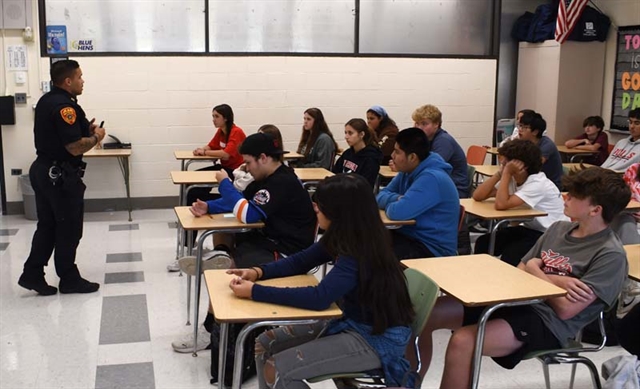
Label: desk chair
xmin=467 ymin=145 xmax=488 ymax=165
xmin=468 ymin=165 xmax=477 ymax=194
xmin=523 ymin=311 xmax=606 ymax=389
xmin=307 ymin=268 xmax=439 ymax=388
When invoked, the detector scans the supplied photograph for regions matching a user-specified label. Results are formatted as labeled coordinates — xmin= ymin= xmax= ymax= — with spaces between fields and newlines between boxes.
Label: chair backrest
xmin=458 ymin=205 xmax=466 ymax=232
xmin=404 ymin=268 xmax=440 ymax=337
xmin=607 ymin=144 xmax=614 ymax=154
xmin=467 ymin=164 xmax=476 ymax=195
xmin=466 ymin=145 xmax=488 ymax=165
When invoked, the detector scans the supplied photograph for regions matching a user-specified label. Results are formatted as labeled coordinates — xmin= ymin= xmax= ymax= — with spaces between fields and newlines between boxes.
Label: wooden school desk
xmin=625 ymin=244 xmax=639 ymax=282
xmin=205 ymin=270 xmax=342 ymax=389
xmin=460 ymin=198 xmax=547 ymax=255
xmin=485 ymin=147 xmax=499 ymax=156
xmin=379 ymin=209 xmax=416 ymax=229
xmin=626 ymin=200 xmax=640 ymax=212
xmin=174 ymin=206 xmax=264 ymax=353
xmin=293 ymin=168 xmax=334 ymax=189
xmin=283 ymin=151 xmax=304 ymax=161
xmin=171 ymin=171 xmax=219 ymax=258
xmin=174 ymin=150 xmax=217 ymax=171
xmin=85 ymin=148 xmax=133 ymax=221
xmin=402 ymin=254 xmax=565 ymax=389
xmin=556 ymin=145 xmax=598 ymax=163
xmin=379 ymin=165 xmax=398 ymax=179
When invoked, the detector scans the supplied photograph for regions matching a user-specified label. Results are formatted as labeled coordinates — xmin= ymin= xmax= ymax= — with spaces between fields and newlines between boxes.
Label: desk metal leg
xmin=181 ymin=160 xmax=186 ymax=171
xmin=192 ymin=229 xmax=217 ymax=356
xmin=219 ymin=322 xmax=229 ymax=388
xmin=186 ymin=230 xmax=193 ymax=323
xmin=231 ymin=320 xmax=320 ymax=389
xmin=176 ymin=184 xmax=184 ymax=260
xmin=488 ymin=219 xmax=509 ymax=256
xmin=117 ymin=156 xmax=133 ymax=222
xmin=471 ymin=299 xmax=543 ymax=389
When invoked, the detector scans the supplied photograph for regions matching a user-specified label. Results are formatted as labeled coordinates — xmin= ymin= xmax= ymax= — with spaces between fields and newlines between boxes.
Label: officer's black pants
xmin=23 ymin=160 xmax=85 ymax=282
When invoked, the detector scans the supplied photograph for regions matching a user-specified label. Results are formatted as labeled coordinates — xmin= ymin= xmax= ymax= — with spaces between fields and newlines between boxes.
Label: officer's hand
xmin=89 ymin=118 xmax=97 ymax=134
xmin=94 ymin=127 xmax=106 ymax=142
xmin=189 ymin=199 xmax=209 ymax=217
xmin=215 ymin=169 xmax=229 ymax=182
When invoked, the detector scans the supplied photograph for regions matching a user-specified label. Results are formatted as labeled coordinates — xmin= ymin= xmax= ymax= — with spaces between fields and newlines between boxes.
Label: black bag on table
xmin=210 ymin=322 xmax=263 ymax=386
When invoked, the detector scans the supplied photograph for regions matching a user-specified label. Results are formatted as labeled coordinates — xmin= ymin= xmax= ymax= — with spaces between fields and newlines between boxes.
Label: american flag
xmin=555 ymin=0 xmax=589 ymax=44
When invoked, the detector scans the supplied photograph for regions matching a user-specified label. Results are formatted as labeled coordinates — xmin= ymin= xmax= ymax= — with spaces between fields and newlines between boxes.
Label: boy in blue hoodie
xmin=377 ymin=128 xmax=459 ymax=259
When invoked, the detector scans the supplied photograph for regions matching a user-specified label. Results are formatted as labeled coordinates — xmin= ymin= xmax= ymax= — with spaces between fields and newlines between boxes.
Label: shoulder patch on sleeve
xmin=60 ymin=107 xmax=77 ymax=125
xmin=253 ymin=189 xmax=271 ymax=205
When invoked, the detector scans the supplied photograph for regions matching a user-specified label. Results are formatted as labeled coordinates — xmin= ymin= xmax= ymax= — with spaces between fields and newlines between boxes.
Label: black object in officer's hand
xmin=102 ymin=134 xmax=131 ymax=149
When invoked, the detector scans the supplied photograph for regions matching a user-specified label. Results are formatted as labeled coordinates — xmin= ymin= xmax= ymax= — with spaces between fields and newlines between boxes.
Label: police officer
xmin=18 ymin=60 xmax=106 ymax=295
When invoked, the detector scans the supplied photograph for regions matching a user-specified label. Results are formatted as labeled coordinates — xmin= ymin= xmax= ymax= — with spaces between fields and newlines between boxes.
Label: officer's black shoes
xmin=18 ymin=273 xmax=58 ymax=296
xmin=59 ymin=278 xmax=100 ymax=294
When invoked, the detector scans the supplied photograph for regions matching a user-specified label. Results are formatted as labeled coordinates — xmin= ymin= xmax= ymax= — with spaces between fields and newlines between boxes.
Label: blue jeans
xmin=255 ymin=321 xmax=381 ymax=389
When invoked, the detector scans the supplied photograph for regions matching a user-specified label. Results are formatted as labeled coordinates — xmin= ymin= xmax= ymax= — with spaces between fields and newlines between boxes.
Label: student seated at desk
xmin=366 ymin=105 xmax=398 ymax=165
xmin=231 ymin=124 xmax=284 ymax=192
xmin=517 ymin=110 xmax=563 ymax=190
xmin=473 ymin=139 xmax=568 ymax=266
xmin=171 ymin=132 xmax=316 ymax=354
xmin=332 ymin=118 xmax=382 ymax=188
xmin=610 ymin=162 xmax=640 ymax=245
xmin=601 ymin=108 xmax=640 ymax=172
xmin=295 ymin=107 xmax=339 ymax=169
xmin=418 ymin=167 xmax=630 ymax=387
xmin=377 ymin=128 xmax=459 ymax=259
xmin=412 ymin=104 xmax=469 ymax=198
xmin=227 ymin=174 xmax=417 ymax=389
xmin=171 ymin=104 xmax=246 ymax=265
xmin=564 ymin=115 xmax=609 ymax=166
xmin=499 ymin=109 xmax=535 ymax=147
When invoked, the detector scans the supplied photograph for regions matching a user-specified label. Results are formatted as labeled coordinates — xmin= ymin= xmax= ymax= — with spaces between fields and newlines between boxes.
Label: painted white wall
xmin=1 ymin=8 xmax=496 ymax=204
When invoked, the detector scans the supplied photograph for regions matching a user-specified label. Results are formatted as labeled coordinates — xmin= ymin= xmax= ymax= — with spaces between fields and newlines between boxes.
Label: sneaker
xmin=171 ymin=325 xmax=211 ymax=353
xmin=18 ymin=273 xmax=57 ymax=296
xmin=59 ymin=278 xmax=100 ymax=294
xmin=178 ymin=251 xmax=233 ymax=276
xmin=469 ymin=222 xmax=489 ymax=233
xmin=167 ymin=260 xmax=181 ymax=272
xmin=169 ymin=247 xmax=213 ymax=273
xmin=617 ymin=280 xmax=640 ymax=318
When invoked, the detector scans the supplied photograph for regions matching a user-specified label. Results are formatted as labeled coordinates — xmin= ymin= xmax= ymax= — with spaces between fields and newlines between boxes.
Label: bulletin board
xmin=610 ymin=25 xmax=640 ymax=133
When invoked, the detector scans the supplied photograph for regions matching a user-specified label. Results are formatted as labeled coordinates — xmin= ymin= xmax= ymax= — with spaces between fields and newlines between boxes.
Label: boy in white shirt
xmin=473 ymin=139 xmax=568 ymax=265
xmin=601 ymin=108 xmax=640 ymax=171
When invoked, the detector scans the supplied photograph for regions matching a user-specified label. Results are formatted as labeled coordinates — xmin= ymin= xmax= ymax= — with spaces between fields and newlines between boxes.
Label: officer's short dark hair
xmin=395 ymin=128 xmax=430 ymax=161
xmin=51 ymin=60 xmax=80 ymax=86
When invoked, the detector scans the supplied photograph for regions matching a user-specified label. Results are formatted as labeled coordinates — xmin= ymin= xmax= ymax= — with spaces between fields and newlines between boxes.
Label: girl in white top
xmin=473 ymin=139 xmax=569 ymax=266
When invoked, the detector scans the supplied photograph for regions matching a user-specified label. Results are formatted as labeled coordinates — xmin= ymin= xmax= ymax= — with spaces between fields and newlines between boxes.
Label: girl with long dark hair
xmin=227 ymin=174 xmax=416 ymax=388
xmin=333 ymin=118 xmax=383 ymax=188
xmin=296 ymin=107 xmax=339 ymax=169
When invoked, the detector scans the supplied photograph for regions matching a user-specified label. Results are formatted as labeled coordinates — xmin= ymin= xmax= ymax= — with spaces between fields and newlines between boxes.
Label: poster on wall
xmin=611 ymin=25 xmax=640 ymax=133
xmin=46 ymin=26 xmax=68 ymax=55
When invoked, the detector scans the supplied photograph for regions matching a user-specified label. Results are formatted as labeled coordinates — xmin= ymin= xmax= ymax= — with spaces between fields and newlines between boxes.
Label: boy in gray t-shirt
xmin=416 ymin=167 xmax=631 ymax=387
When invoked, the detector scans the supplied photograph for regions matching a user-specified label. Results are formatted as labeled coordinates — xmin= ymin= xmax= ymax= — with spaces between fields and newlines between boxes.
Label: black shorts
xmin=463 ymin=305 xmax=561 ymax=369
xmin=234 ymin=231 xmax=280 ymax=268
xmin=389 ymin=230 xmax=435 ymax=260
